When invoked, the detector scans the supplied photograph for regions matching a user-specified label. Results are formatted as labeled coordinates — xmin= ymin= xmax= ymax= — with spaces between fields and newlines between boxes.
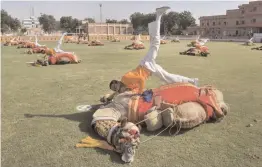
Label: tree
xmin=129 ymin=10 xmax=196 ymax=35
xmin=1 ymin=24 xmax=9 ymax=34
xmin=119 ymin=19 xmax=129 ymax=24
xmin=106 ymin=19 xmax=118 ymax=23
xmin=60 ymin=16 xmax=82 ymax=33
xmin=130 ymin=12 xmax=145 ymax=30
xmin=10 ymin=18 xmax=21 ymax=31
xmin=178 ymin=11 xmax=196 ymax=30
xmin=60 ymin=16 xmax=72 ymax=32
xmin=161 ymin=12 xmax=180 ymax=35
xmin=21 ymin=28 xmax=27 ymax=34
xmin=1 ymin=9 xmax=21 ymax=33
xmin=38 ymin=14 xmax=56 ymax=33
xmin=130 ymin=12 xmax=156 ymax=34
xmin=84 ymin=18 xmax=95 ymax=23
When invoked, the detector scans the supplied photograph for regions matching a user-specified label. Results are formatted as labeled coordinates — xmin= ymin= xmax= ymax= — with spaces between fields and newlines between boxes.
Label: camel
xmin=88 ymin=40 xmax=104 ymax=46
xmin=160 ymin=36 xmax=168 ymax=44
xmin=251 ymin=46 xmax=262 ymax=50
xmin=124 ymin=38 xmax=145 ymax=50
xmin=76 ymin=82 xmax=229 ymax=163
xmin=171 ymin=36 xmax=180 ymax=43
xmin=180 ymin=44 xmax=210 ymax=57
xmin=243 ymin=37 xmax=255 ymax=46
xmin=3 ymin=37 xmax=19 ymax=46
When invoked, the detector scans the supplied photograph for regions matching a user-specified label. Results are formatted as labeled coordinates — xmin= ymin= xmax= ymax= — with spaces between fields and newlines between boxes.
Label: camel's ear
xmin=120 ymin=117 xmax=128 ymax=128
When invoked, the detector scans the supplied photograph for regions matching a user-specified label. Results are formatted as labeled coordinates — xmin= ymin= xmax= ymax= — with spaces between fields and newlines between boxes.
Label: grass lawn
xmin=1 ymin=40 xmax=262 ymax=167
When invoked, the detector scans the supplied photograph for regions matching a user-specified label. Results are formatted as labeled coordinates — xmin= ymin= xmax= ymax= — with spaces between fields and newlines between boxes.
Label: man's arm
xmin=100 ymin=92 xmax=118 ymax=103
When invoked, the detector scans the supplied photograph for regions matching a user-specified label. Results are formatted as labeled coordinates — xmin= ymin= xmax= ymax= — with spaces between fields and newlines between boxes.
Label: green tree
xmin=60 ymin=16 xmax=72 ymax=32
xmin=1 ymin=10 xmax=21 ymax=33
xmin=60 ymin=16 xmax=82 ymax=33
xmin=178 ymin=11 xmax=196 ymax=30
xmin=130 ymin=12 xmax=156 ymax=34
xmin=118 ymin=19 xmax=129 ymax=24
xmin=105 ymin=19 xmax=118 ymax=23
xmin=84 ymin=18 xmax=95 ymax=23
xmin=1 ymin=24 xmax=10 ymax=33
xmin=21 ymin=28 xmax=27 ymax=34
xmin=129 ymin=12 xmax=144 ymax=30
xmin=10 ymin=18 xmax=21 ymax=31
xmin=38 ymin=14 xmax=56 ymax=33
xmin=129 ymin=10 xmax=196 ymax=34
xmin=54 ymin=21 xmax=61 ymax=31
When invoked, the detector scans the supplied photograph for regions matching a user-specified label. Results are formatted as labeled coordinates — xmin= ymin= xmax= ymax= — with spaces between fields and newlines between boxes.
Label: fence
xmin=2 ymin=35 xmax=260 ymax=43
xmin=164 ymin=35 xmax=262 ymax=43
xmin=1 ymin=35 xmax=150 ymax=43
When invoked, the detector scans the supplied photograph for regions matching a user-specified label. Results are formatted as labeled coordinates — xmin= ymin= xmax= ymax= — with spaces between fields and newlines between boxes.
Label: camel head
xmin=117 ymin=118 xmax=141 ymax=163
xmin=212 ymin=89 xmax=229 ymax=116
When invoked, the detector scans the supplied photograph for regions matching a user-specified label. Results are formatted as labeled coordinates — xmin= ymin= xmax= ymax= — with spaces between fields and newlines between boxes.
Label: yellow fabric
xmin=121 ymin=65 xmax=151 ymax=94
xmin=45 ymin=48 xmax=56 ymax=56
xmin=76 ymin=136 xmax=114 ymax=151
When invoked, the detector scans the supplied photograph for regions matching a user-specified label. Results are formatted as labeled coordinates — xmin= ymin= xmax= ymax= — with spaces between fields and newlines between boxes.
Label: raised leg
xmin=139 ymin=7 xmax=169 ymax=71
xmin=55 ymin=32 xmax=67 ymax=52
xmin=139 ymin=7 xmax=198 ymax=86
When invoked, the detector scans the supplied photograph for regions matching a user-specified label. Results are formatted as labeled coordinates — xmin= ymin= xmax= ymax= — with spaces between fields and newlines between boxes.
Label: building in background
xmin=81 ymin=23 xmax=133 ymax=35
xmin=188 ymin=1 xmax=262 ymax=38
xmin=21 ymin=7 xmax=42 ymax=35
xmin=22 ymin=16 xmax=40 ymax=29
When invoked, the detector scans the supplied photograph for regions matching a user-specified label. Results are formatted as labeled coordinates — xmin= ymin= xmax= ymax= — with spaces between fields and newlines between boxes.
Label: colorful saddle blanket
xmin=128 ymin=83 xmax=223 ymax=123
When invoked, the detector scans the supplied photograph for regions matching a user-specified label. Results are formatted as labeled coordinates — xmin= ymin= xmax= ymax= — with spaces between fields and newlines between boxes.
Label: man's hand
xmin=100 ymin=96 xmax=107 ymax=103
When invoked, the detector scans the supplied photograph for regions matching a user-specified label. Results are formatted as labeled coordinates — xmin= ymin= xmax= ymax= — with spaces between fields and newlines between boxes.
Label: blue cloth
xmin=141 ymin=89 xmax=153 ymax=102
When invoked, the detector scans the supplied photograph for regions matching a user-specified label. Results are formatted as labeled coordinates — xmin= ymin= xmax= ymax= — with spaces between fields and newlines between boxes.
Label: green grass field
xmin=2 ymin=40 xmax=262 ymax=167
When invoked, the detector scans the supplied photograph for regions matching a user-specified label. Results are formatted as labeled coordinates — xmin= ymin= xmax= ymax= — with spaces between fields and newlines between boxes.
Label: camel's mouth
xmin=121 ymin=144 xmax=137 ymax=163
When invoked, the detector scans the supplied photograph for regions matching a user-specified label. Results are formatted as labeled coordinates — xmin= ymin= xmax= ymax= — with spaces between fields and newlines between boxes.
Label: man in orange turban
xmin=108 ymin=6 xmax=198 ymax=95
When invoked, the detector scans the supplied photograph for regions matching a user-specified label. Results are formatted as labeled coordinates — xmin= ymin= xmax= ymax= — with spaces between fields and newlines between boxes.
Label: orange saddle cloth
xmin=128 ymin=83 xmax=224 ymax=123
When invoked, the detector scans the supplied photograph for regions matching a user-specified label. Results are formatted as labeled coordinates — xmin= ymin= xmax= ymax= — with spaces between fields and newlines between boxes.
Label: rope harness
xmin=126 ymin=85 xmax=222 ymax=145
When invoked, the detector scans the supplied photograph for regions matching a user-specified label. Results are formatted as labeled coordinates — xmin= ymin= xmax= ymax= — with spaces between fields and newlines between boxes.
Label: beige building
xmin=78 ymin=23 xmax=133 ymax=35
xmin=197 ymin=1 xmax=262 ymax=38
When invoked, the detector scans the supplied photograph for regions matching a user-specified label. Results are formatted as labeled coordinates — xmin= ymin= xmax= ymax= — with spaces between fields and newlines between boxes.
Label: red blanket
xmin=128 ymin=83 xmax=223 ymax=123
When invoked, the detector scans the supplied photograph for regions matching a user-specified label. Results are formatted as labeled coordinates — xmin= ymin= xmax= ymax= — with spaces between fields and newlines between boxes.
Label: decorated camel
xmin=181 ymin=36 xmax=210 ymax=57
xmin=27 ymin=33 xmax=81 ymax=66
xmin=3 ymin=37 xmax=20 ymax=46
xmin=160 ymin=40 xmax=168 ymax=44
xmin=160 ymin=36 xmax=168 ymax=44
xmin=88 ymin=39 xmax=104 ymax=46
xmin=251 ymin=46 xmax=262 ymax=51
xmin=179 ymin=44 xmax=210 ymax=57
xmin=124 ymin=40 xmax=145 ymax=50
xmin=64 ymin=35 xmax=78 ymax=43
xmin=76 ymin=82 xmax=229 ymax=163
xmin=24 ymin=47 xmax=47 ymax=54
xmin=187 ymin=36 xmax=200 ymax=47
xmin=17 ymin=37 xmax=37 ymax=49
xmin=27 ymin=48 xmax=81 ymax=66
xmin=171 ymin=36 xmax=180 ymax=43
xmin=187 ymin=36 xmax=209 ymax=47
xmin=75 ymin=7 xmax=226 ymax=163
xmin=23 ymin=36 xmax=48 ymax=54
xmin=242 ymin=37 xmax=255 ymax=46
xmin=125 ymin=34 xmax=145 ymax=50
